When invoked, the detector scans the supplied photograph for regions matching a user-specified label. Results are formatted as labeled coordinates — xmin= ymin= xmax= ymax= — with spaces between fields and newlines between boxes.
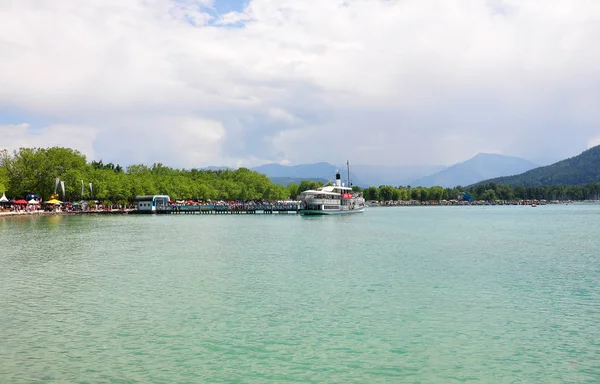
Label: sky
xmin=1 ymin=0 xmax=599 ymax=168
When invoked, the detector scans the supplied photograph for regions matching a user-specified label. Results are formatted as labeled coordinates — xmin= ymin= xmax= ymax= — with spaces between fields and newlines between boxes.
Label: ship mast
xmin=347 ymin=160 xmax=351 ymax=188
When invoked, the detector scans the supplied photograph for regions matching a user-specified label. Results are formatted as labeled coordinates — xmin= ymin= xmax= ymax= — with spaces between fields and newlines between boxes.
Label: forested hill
xmin=476 ymin=145 xmax=600 ymax=187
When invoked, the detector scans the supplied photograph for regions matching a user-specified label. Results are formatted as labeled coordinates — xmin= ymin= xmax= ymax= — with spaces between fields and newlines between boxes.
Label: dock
xmin=152 ymin=203 xmax=301 ymax=215
xmin=1 ymin=204 xmax=301 ymax=217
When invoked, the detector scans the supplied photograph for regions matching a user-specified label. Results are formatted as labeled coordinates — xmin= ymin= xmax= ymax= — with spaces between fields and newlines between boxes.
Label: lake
xmin=1 ymin=204 xmax=599 ymax=382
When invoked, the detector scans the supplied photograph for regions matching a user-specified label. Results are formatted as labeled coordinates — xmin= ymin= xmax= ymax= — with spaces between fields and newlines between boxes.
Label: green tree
xmin=0 ymin=150 xmax=9 ymax=193
xmin=378 ymin=185 xmax=394 ymax=201
xmin=363 ymin=186 xmax=378 ymax=201
xmin=481 ymin=189 xmax=498 ymax=201
xmin=286 ymin=184 xmax=300 ymax=199
xmin=428 ymin=186 xmax=444 ymax=201
xmin=2 ymin=147 xmax=87 ymax=199
xmin=298 ymin=180 xmax=324 ymax=193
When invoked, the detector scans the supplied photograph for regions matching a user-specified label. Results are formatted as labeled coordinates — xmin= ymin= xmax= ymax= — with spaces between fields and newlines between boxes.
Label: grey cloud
xmin=1 ymin=0 xmax=599 ymax=169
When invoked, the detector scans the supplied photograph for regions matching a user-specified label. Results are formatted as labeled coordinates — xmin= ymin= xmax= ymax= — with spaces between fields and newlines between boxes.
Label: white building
xmin=135 ymin=195 xmax=170 ymax=212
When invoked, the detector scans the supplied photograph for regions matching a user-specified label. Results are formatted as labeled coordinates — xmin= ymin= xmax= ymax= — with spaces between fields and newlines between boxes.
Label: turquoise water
xmin=1 ymin=205 xmax=600 ymax=383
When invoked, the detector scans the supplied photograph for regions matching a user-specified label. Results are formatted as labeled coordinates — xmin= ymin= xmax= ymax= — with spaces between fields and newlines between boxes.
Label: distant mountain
xmin=252 ymin=162 xmax=336 ymax=179
xmin=251 ymin=162 xmax=448 ymax=188
xmin=269 ymin=177 xmax=329 ymax=186
xmin=412 ymin=153 xmax=538 ymax=188
xmin=476 ymin=145 xmax=600 ymax=187
xmin=251 ymin=162 xmax=364 ymax=187
xmin=351 ymin=164 xmax=446 ymax=187
xmin=200 ymin=166 xmax=233 ymax=171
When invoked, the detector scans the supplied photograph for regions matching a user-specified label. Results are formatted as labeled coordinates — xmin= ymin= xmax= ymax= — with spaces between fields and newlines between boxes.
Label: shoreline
xmin=1 ymin=201 xmax=597 ymax=219
xmin=0 ymin=209 xmax=134 ymax=218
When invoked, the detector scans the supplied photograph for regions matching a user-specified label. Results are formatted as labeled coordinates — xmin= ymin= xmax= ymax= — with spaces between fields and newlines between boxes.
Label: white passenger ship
xmin=299 ymin=162 xmax=366 ymax=215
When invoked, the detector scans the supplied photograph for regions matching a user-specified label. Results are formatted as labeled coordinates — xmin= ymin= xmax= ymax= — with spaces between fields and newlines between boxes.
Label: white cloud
xmin=0 ymin=124 xmax=97 ymax=159
xmin=268 ymin=108 xmax=300 ymax=124
xmin=216 ymin=11 xmax=252 ymax=25
xmin=92 ymin=116 xmax=226 ymax=167
xmin=0 ymin=0 xmax=599 ymax=167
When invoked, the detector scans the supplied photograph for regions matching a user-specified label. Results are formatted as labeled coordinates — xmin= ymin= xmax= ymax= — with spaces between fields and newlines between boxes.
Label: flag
xmin=81 ymin=180 xmax=84 ymax=198
xmin=89 ymin=183 xmax=93 ymax=197
xmin=60 ymin=181 xmax=65 ymax=198
xmin=54 ymin=178 xmax=60 ymax=194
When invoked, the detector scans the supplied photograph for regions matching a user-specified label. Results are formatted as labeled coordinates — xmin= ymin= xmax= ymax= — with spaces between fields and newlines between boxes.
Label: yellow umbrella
xmin=45 ymin=199 xmax=63 ymax=204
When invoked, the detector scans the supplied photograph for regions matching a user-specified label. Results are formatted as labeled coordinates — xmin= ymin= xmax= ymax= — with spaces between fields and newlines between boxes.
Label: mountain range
xmin=412 ymin=153 xmax=538 ymax=188
xmin=237 ymin=153 xmax=537 ymax=188
xmin=349 ymin=164 xmax=445 ymax=187
xmin=251 ymin=162 xmax=364 ymax=187
xmin=205 ymin=147 xmax=600 ymax=189
xmin=476 ymin=145 xmax=600 ymax=187
xmin=268 ymin=177 xmax=329 ymax=186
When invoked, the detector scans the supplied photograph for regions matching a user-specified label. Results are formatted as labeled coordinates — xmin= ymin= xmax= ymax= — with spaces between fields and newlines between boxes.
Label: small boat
xmin=299 ymin=161 xmax=366 ymax=215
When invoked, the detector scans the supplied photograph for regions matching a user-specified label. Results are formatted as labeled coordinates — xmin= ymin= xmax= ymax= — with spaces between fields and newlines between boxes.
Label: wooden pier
xmin=152 ymin=203 xmax=301 ymax=215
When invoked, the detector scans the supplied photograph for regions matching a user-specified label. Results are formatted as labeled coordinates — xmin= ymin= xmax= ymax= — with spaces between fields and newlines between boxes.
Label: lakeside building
xmin=135 ymin=195 xmax=170 ymax=212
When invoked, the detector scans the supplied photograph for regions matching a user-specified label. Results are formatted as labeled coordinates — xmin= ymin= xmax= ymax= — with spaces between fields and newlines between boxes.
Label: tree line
xmin=1 ymin=147 xmax=599 ymax=203
xmin=0 ymin=148 xmax=292 ymax=203
xmin=360 ymin=182 xmax=600 ymax=202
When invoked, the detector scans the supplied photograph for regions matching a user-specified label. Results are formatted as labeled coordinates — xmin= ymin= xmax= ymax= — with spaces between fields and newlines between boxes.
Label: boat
xmin=298 ymin=161 xmax=366 ymax=215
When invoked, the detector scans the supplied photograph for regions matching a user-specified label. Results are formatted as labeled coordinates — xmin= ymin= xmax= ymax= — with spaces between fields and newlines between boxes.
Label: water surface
xmin=1 ymin=205 xmax=599 ymax=382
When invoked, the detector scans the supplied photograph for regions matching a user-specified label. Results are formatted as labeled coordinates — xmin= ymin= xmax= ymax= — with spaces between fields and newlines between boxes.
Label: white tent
xmin=0 ymin=193 xmax=8 ymax=203
xmin=28 ymin=199 xmax=40 ymax=205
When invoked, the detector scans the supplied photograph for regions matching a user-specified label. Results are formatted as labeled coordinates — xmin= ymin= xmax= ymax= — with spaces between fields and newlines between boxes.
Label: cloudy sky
xmin=1 ymin=0 xmax=599 ymax=168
